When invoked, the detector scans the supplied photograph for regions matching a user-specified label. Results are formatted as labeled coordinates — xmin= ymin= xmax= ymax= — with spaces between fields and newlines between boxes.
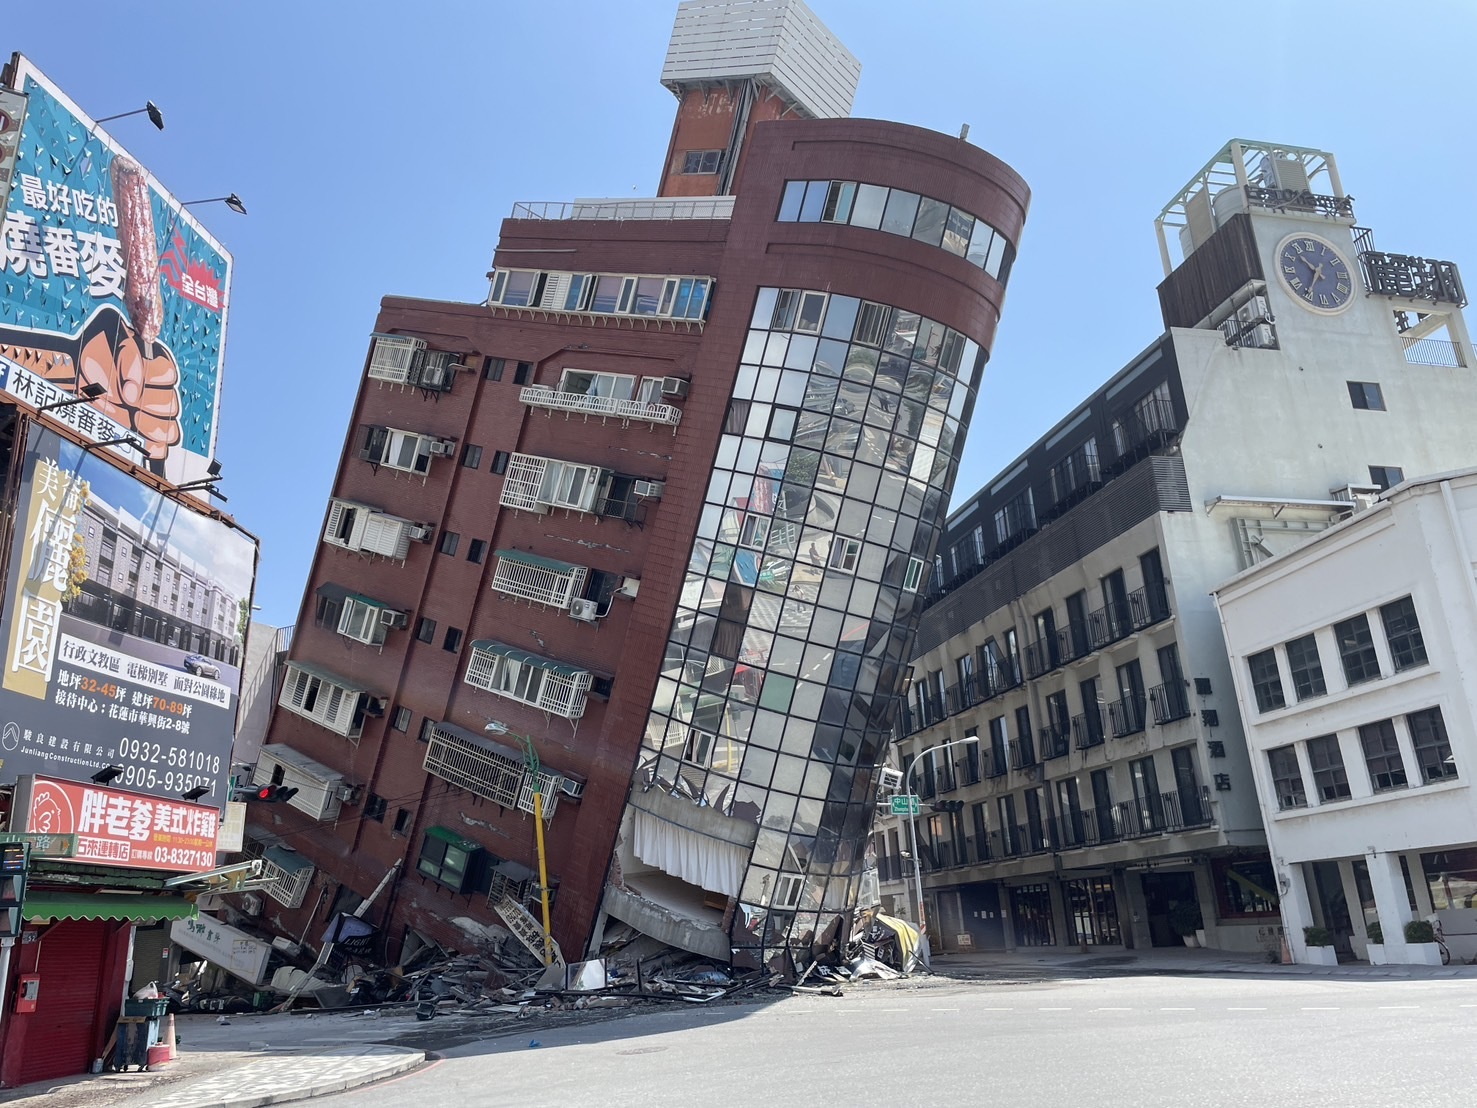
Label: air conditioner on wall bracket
xmin=569 ymin=598 xmax=600 ymax=622
xmin=428 ymin=440 xmax=457 ymax=457
xmin=634 ymin=480 xmax=665 ymax=499
xmin=660 ymin=377 xmax=689 ymax=398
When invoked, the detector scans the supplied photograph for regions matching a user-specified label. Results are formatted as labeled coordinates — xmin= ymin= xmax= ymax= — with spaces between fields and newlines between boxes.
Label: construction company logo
xmin=19 ymin=774 xmax=218 ymax=872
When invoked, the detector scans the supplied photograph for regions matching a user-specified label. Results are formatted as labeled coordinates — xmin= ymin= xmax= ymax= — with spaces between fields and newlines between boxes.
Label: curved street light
xmin=900 ymin=734 xmax=980 ymax=970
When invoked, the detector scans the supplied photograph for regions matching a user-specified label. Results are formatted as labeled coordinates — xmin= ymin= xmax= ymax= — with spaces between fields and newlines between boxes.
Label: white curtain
xmin=632 ymin=809 xmax=746 ymax=898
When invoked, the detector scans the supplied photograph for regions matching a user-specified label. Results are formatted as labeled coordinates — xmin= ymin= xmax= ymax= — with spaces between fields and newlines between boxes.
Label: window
xmin=464 ymin=641 xmax=593 ymax=719
xmin=1368 ymin=465 xmax=1404 ymax=490
xmin=1284 ymin=634 xmax=1326 ymax=700
xmin=443 ymin=627 xmax=464 ymax=653
xmin=767 ymin=406 xmax=799 ymax=442
xmin=415 ymin=617 xmax=437 ymax=643
xmin=1380 ymin=596 xmax=1427 ymax=671
xmin=1347 ymin=381 xmax=1385 ymax=410
xmin=558 ymin=368 xmax=637 ymax=400
xmin=337 ymin=595 xmax=394 ymax=646
xmin=491 ymin=450 xmax=510 ymax=475
xmin=1359 ymin=719 xmax=1407 ymax=791
xmin=738 ymin=515 xmax=770 ymax=551
xmin=438 ymin=531 xmax=460 ymax=557
xmin=1307 ymin=735 xmax=1351 ymax=801
xmin=1247 ymin=649 xmax=1285 ymax=711
xmin=364 ymin=794 xmax=387 ymax=822
xmin=466 ymin=539 xmax=487 ymax=564
xmin=513 ymin=362 xmax=532 ymax=385
xmin=681 ymin=149 xmax=722 ymax=174
xmin=484 ymin=357 xmax=505 ymax=382
xmin=1408 ymin=707 xmax=1457 ymax=782
xmin=277 ymin=662 xmax=369 ymax=739
xmin=417 ymin=828 xmax=477 ymax=892
xmin=460 ymin=444 xmax=484 ymax=469
xmin=393 ymin=809 xmax=411 ymax=835
xmin=829 ymin=538 xmax=861 ymax=573
xmin=1333 ymin=613 xmax=1380 ymax=685
xmin=360 ymin=426 xmax=435 ymax=474
xmin=1268 ymin=745 xmax=1306 ymax=809
xmin=391 ymin=706 xmax=412 ymax=732
xmin=902 ymin=556 xmax=925 ymax=592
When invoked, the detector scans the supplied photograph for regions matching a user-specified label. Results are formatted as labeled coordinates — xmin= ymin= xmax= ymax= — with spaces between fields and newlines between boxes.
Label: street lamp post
xmin=902 ymin=735 xmax=979 ymax=967
xmin=486 ymin=720 xmax=555 ymax=965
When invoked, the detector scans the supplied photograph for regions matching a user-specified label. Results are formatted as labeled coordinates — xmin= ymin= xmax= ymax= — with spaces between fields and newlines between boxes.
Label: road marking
xmin=1095 ymin=1007 xmax=1132 ymax=1011
xmin=980 ymin=1007 xmax=1014 ymax=1011
xmin=930 ymin=1008 xmax=960 ymax=1013
xmin=1227 ymin=1007 xmax=1266 ymax=1011
xmin=1378 ymin=1005 xmax=1418 ymax=1010
xmin=1460 ymin=1004 xmax=1477 ymax=1008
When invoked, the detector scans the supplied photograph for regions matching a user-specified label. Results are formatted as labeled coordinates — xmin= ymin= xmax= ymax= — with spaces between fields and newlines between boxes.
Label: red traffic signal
xmin=252 ymin=785 xmax=299 ymax=803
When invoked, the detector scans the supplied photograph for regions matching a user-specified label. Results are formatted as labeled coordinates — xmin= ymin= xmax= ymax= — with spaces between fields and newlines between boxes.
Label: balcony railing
xmin=1401 ymin=337 xmax=1467 ymax=368
xmin=1148 ymin=681 xmax=1192 ymax=725
xmin=512 ymin=197 xmax=736 ymax=221
xmin=984 ymin=746 xmax=1008 ymax=778
xmin=520 ymin=385 xmax=682 ymax=427
xmin=1114 ymin=787 xmax=1213 ymax=838
xmin=1038 ymin=724 xmax=1071 ymax=760
xmin=1024 ymin=635 xmax=1063 ymax=679
xmin=1108 ymin=694 xmax=1147 ymax=738
xmin=1009 ymin=737 xmax=1038 ymax=770
xmin=1072 ymin=711 xmax=1105 ymax=750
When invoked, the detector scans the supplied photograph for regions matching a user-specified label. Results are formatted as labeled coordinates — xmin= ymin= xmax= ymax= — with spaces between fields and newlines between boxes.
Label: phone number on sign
xmin=143 ymin=846 xmax=215 ymax=869
xmin=117 ymin=765 xmax=218 ymax=796
xmin=118 ymin=739 xmax=222 ymax=772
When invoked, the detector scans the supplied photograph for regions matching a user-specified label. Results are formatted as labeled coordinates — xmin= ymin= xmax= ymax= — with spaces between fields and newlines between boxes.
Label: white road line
xmin=1038 ymin=1007 xmax=1072 ymax=1011
xmin=1460 ymin=1004 xmax=1477 ymax=1008
xmin=930 ymin=1008 xmax=961 ymax=1012
xmin=980 ymin=1007 xmax=1014 ymax=1011
xmin=1301 ymin=1007 xmax=1339 ymax=1011
xmin=1095 ymin=1007 xmax=1132 ymax=1011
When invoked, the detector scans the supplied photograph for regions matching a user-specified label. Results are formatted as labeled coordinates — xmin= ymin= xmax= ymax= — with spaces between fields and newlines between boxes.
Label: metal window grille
xmin=490 ymin=555 xmax=588 ymax=608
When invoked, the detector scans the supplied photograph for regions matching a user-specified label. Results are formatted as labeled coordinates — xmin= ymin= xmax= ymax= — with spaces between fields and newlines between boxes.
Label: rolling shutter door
xmin=17 ymin=919 xmax=110 ymax=1085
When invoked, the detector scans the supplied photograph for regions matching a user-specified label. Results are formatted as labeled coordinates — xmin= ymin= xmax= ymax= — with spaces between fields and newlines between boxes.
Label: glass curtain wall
xmin=637 ymin=286 xmax=985 ymax=969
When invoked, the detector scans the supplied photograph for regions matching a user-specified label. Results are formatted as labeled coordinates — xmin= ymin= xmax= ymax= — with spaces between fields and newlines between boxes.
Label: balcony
xmin=1024 ymin=635 xmax=1062 ymax=679
xmin=511 ymin=197 xmax=735 ymax=221
xmin=253 ymin=743 xmax=350 ymax=821
xmin=500 ymin=453 xmax=608 ymax=515
xmin=277 ymin=662 xmax=373 ymax=741
xmin=1108 ymin=694 xmax=1147 ymax=738
xmin=491 ymin=550 xmax=588 ymax=609
xmin=1072 ymin=712 xmax=1105 ymax=751
xmin=421 ymin=720 xmax=561 ymax=819
xmin=1402 ymin=337 xmax=1467 ymax=368
xmin=1008 ymin=737 xmax=1038 ymax=770
xmin=1148 ymin=681 xmax=1192 ymax=725
xmin=1114 ymin=787 xmax=1214 ymax=838
xmin=464 ymin=641 xmax=593 ymax=720
xmin=520 ymin=385 xmax=682 ymax=428
xmin=1038 ymin=724 xmax=1071 ymax=761
xmin=984 ymin=747 xmax=1008 ymax=778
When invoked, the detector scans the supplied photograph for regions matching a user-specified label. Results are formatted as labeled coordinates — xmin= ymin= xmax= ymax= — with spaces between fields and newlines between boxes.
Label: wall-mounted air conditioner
xmin=634 ymin=480 xmax=665 ymax=499
xmin=240 ymin=892 xmax=264 ymax=917
xmin=558 ymin=777 xmax=585 ymax=800
xmin=407 ymin=523 xmax=434 ymax=542
xmin=569 ymin=598 xmax=600 ymax=622
xmin=379 ymin=609 xmax=408 ymax=629
xmin=428 ymin=440 xmax=457 ymax=457
xmin=660 ymin=376 xmax=689 ymax=399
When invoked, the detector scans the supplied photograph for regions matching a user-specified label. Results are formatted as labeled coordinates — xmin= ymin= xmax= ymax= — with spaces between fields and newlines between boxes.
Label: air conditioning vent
xmin=378 ymin=608 xmax=408 ymax=629
xmin=569 ymin=598 xmax=600 ymax=622
xmin=559 ymin=777 xmax=585 ymax=800
xmin=660 ymin=376 xmax=689 ymax=399
xmin=407 ymin=524 xmax=433 ymax=543
xmin=618 ymin=576 xmax=640 ymax=599
xmin=428 ymin=440 xmax=457 ymax=457
xmin=634 ymin=480 xmax=665 ymax=499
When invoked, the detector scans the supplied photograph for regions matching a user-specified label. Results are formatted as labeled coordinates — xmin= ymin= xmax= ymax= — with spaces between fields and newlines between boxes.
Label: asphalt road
xmin=319 ymin=973 xmax=1477 ymax=1108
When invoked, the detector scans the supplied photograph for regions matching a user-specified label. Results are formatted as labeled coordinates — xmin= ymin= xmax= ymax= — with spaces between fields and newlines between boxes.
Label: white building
xmin=879 ymin=139 xmax=1474 ymax=957
xmin=1213 ymin=468 xmax=1476 ymax=966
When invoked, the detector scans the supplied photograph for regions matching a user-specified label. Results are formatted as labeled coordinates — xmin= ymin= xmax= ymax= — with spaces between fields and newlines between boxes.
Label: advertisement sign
xmin=172 ymin=913 xmax=272 ymax=985
xmin=0 ymin=426 xmax=255 ymax=802
xmin=13 ymin=774 xmax=219 ymax=872
xmin=0 ymin=56 xmax=230 ymax=485
xmin=0 ymin=86 xmax=27 ymax=219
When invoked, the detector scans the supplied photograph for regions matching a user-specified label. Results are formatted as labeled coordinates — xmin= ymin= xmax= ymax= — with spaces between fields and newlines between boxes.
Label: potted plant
xmin=1302 ymin=925 xmax=1339 ymax=965
xmin=1403 ymin=919 xmax=1443 ymax=965
xmin=1365 ymin=920 xmax=1386 ymax=965
xmin=1170 ymin=902 xmax=1203 ymax=948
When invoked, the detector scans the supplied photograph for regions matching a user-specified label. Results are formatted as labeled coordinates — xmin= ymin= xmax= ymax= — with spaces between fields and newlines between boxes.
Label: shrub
xmin=1169 ymin=902 xmax=1203 ymax=937
xmin=1404 ymin=919 xmax=1435 ymax=944
xmin=1303 ymin=925 xmax=1333 ymax=947
xmin=1366 ymin=921 xmax=1383 ymax=944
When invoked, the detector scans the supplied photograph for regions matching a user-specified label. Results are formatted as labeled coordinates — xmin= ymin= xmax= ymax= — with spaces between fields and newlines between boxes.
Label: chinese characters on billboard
xmin=13 ymin=774 xmax=219 ymax=871
xmin=0 ymin=427 xmax=256 ymax=803
xmin=0 ymin=56 xmax=230 ymax=485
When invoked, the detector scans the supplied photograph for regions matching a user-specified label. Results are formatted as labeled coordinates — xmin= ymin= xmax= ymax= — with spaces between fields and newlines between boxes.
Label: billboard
xmin=0 ymin=426 xmax=255 ymax=803
xmin=12 ymin=774 xmax=219 ymax=872
xmin=0 ymin=55 xmax=230 ymax=485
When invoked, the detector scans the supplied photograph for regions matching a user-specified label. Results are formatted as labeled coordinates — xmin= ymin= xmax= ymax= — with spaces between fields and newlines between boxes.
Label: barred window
xmin=1358 ymin=719 xmax=1407 ymax=792
xmin=1248 ymin=649 xmax=1285 ymax=712
xmin=1380 ymin=596 xmax=1428 ymax=672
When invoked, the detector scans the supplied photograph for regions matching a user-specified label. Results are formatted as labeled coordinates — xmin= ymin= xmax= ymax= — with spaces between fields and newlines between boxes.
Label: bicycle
xmin=1432 ymin=917 xmax=1452 ymax=966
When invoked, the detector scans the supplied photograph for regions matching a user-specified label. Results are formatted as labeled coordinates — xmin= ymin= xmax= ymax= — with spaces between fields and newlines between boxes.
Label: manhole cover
xmin=616 ymin=1047 xmax=667 ymax=1056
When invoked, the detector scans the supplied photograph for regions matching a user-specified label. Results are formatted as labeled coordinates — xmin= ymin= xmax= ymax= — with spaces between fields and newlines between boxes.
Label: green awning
xmin=494 ymin=549 xmax=580 ymax=575
xmin=263 ymin=846 xmax=314 ymax=874
xmin=424 ymin=825 xmax=479 ymax=852
xmin=470 ymin=639 xmax=586 ymax=679
xmin=23 ymin=893 xmax=198 ymax=923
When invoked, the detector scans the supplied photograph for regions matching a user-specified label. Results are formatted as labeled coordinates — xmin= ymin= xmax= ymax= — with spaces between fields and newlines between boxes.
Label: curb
xmin=143 ymin=1045 xmax=427 ymax=1108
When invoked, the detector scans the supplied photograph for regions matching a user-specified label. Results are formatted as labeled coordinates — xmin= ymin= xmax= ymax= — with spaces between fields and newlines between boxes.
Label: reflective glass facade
xmin=638 ymin=286 xmax=985 ymax=967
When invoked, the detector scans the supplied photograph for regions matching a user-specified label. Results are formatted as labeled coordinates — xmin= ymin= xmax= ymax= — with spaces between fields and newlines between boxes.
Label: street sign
xmin=890 ymin=794 xmax=920 ymax=816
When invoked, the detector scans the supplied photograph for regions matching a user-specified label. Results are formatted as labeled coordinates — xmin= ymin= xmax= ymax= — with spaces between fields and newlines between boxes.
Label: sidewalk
xmin=0 ymin=1011 xmax=426 ymax=1108
xmin=928 ymin=943 xmax=1477 ymax=981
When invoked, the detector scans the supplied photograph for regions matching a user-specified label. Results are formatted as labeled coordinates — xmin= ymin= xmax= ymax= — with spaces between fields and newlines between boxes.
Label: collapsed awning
xmin=24 ymin=893 xmax=198 ymax=922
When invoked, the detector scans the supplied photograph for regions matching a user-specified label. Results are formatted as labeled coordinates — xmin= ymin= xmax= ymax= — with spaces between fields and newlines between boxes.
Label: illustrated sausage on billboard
xmin=109 ymin=157 xmax=164 ymax=350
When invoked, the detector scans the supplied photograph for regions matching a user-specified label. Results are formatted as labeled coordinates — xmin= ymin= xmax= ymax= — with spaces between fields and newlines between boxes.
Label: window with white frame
xmin=829 ymin=538 xmax=862 ymax=573
xmin=559 ymin=369 xmax=637 ymax=400
xmin=337 ymin=595 xmax=400 ymax=646
xmin=278 ymin=662 xmax=369 ymax=738
xmin=681 ymin=730 xmax=716 ymax=767
xmin=322 ymin=499 xmax=421 ymax=559
xmin=772 ymin=873 xmax=805 ymax=910
xmin=500 ymin=454 xmax=608 ymax=514
xmin=490 ymin=550 xmax=588 ymax=608
xmin=361 ymin=426 xmax=437 ymax=474
xmin=738 ymin=515 xmax=770 ymax=550
xmin=463 ymin=642 xmax=593 ymax=719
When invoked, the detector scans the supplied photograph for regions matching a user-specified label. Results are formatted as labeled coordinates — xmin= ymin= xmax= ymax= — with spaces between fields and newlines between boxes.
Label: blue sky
xmin=6 ymin=0 xmax=1474 ymax=625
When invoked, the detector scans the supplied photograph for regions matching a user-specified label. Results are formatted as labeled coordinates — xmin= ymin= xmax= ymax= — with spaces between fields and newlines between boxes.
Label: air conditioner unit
xmin=660 ymin=376 xmax=689 ymax=399
xmin=364 ymin=697 xmax=387 ymax=718
xmin=634 ymin=480 xmax=665 ymax=499
xmin=379 ymin=608 xmax=408 ymax=629
xmin=334 ymin=783 xmax=359 ymax=803
xmin=428 ymin=440 xmax=457 ymax=457
xmin=618 ymin=576 xmax=640 ymax=599
xmin=406 ymin=523 xmax=434 ymax=542
xmin=569 ymin=598 xmax=600 ymax=622
xmin=876 ymin=767 xmax=904 ymax=796
xmin=239 ymin=892 xmax=264 ymax=917
xmin=558 ymin=777 xmax=585 ymax=800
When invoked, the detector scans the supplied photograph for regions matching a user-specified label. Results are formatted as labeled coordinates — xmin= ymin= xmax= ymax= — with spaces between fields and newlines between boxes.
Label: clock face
xmin=1276 ymin=235 xmax=1355 ymax=313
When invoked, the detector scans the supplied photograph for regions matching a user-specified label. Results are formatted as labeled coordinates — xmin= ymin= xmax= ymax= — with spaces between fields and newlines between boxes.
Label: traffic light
xmin=0 ymin=842 xmax=28 ymax=939
xmin=251 ymin=785 xmax=299 ymax=803
xmin=929 ymin=800 xmax=965 ymax=813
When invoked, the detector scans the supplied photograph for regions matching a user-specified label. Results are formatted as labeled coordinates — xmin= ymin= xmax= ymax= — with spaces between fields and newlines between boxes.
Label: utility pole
xmin=902 ymin=735 xmax=979 ymax=971
xmin=486 ymin=720 xmax=556 ymax=966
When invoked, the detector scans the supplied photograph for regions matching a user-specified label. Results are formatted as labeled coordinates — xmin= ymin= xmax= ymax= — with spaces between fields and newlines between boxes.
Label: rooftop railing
xmin=511 ymin=197 xmax=736 ymax=222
